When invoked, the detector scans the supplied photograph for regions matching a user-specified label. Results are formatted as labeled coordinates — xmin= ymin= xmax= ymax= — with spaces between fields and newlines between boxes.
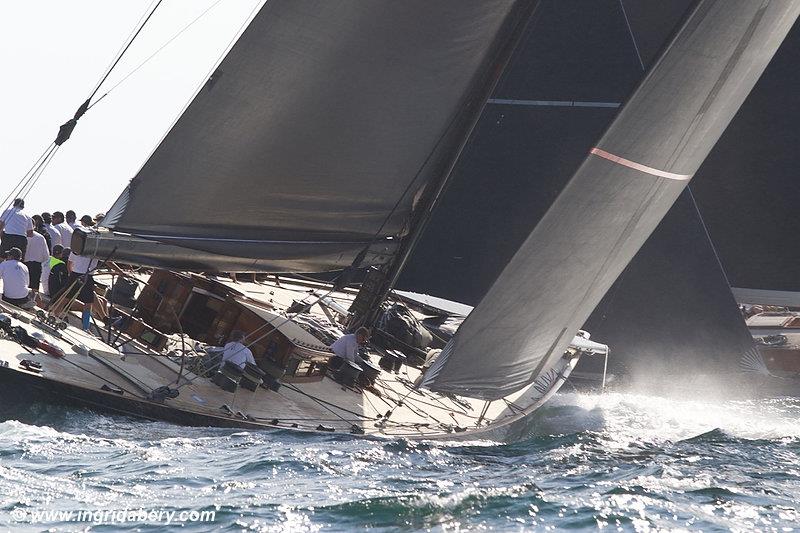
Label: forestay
xmin=99 ymin=0 xmax=536 ymax=272
xmin=423 ymin=0 xmax=800 ymax=400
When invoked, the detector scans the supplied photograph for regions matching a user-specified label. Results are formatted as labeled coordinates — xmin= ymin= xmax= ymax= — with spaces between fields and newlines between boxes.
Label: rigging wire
xmin=687 ymin=186 xmax=733 ymax=288
xmin=0 ymin=143 xmax=55 ymax=213
xmin=88 ymin=0 xmax=226 ymax=111
xmin=1 ymin=0 xmax=163 ymax=205
xmin=618 ymin=0 xmax=646 ymax=72
xmin=278 ymin=382 xmax=378 ymax=421
xmin=18 ymin=145 xmax=61 ymax=200
xmin=195 ymin=271 xmax=347 ymax=370
xmin=99 ymin=0 xmax=160 ymax=81
xmin=88 ymin=0 xmax=164 ymax=102
xmin=102 ymin=0 xmax=263 ymax=179
xmin=277 ymin=384 xmax=353 ymax=424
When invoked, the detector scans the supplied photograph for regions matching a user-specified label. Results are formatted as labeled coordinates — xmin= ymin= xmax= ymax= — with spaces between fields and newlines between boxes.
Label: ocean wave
xmin=0 ymin=392 xmax=797 ymax=530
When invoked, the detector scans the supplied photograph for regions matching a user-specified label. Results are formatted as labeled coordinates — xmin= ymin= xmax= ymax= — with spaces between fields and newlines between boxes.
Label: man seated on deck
xmin=0 ymin=248 xmax=34 ymax=309
xmin=330 ymin=327 xmax=371 ymax=364
xmin=221 ymin=330 xmax=256 ymax=369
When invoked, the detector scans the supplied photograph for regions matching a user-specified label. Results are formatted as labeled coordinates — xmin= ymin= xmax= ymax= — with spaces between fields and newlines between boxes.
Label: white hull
xmin=0 ymin=295 xmax=586 ymax=441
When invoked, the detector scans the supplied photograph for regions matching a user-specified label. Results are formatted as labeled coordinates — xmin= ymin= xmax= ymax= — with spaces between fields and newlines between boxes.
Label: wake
xmin=551 ymin=391 xmax=800 ymax=443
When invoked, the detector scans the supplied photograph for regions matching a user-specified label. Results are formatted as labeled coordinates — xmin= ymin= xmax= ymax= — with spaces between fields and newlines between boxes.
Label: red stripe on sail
xmin=590 ymin=148 xmax=691 ymax=181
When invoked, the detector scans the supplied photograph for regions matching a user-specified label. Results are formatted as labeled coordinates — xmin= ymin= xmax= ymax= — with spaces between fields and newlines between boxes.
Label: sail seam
xmin=487 ymin=99 xmax=621 ymax=108
xmin=590 ymin=148 xmax=691 ymax=180
xmin=133 ymin=234 xmax=374 ymax=245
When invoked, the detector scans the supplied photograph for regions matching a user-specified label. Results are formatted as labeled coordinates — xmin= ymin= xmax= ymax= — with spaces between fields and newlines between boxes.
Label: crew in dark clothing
xmin=48 ymin=245 xmax=70 ymax=298
xmin=65 ymin=210 xmax=78 ymax=229
xmin=32 ymin=214 xmax=51 ymax=253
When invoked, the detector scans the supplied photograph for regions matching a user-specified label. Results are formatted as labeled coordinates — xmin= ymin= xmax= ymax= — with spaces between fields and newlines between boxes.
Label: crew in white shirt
xmin=52 ymin=211 xmax=73 ymax=249
xmin=0 ymin=247 xmax=33 ymax=308
xmin=69 ymin=253 xmax=98 ymax=275
xmin=42 ymin=213 xmax=62 ymax=248
xmin=0 ymin=198 xmax=34 ymax=257
xmin=64 ymin=252 xmax=99 ymax=307
xmin=24 ymin=231 xmax=49 ymax=293
xmin=330 ymin=327 xmax=371 ymax=363
xmin=221 ymin=331 xmax=256 ymax=369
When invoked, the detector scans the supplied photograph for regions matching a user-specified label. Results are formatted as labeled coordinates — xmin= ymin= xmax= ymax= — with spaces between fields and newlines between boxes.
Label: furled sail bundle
xmin=83 ymin=0 xmax=537 ymax=272
xmin=423 ymin=0 xmax=800 ymax=400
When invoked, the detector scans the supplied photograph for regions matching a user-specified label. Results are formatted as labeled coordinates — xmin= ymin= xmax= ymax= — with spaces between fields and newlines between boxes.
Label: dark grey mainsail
xmin=423 ymin=0 xmax=800 ymax=400
xmin=86 ymin=0 xmax=537 ymax=272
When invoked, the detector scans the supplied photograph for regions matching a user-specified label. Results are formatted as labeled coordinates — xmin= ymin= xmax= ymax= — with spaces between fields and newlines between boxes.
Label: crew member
xmin=41 ymin=212 xmax=62 ymax=248
xmin=0 ymin=198 xmax=34 ymax=257
xmin=32 ymin=214 xmax=51 ymax=253
xmin=24 ymin=226 xmax=49 ymax=294
xmin=66 ymin=210 xmax=78 ymax=229
xmin=221 ymin=330 xmax=256 ymax=369
xmin=330 ymin=327 xmax=370 ymax=363
xmin=47 ymin=245 xmax=69 ymax=298
xmin=52 ymin=211 xmax=73 ymax=249
xmin=0 ymin=248 xmax=33 ymax=308
xmin=71 ymin=250 xmax=98 ymax=329
xmin=49 ymin=248 xmax=96 ymax=326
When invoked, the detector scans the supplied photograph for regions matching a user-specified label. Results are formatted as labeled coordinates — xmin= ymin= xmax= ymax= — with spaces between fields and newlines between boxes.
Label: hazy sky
xmin=0 ymin=0 xmax=262 ymax=218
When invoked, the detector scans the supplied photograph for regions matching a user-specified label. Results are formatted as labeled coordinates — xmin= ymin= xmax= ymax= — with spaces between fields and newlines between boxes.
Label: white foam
xmin=555 ymin=391 xmax=800 ymax=443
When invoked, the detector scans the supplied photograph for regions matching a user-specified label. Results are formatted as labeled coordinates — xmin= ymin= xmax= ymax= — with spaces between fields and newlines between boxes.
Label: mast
xmin=348 ymin=2 xmax=540 ymax=329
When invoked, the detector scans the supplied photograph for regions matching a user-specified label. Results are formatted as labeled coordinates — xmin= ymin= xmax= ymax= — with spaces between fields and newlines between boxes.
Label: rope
xmin=60 ymin=356 xmax=143 ymax=399
xmin=47 ymin=277 xmax=81 ymax=320
xmin=360 ymin=383 xmax=399 ymax=414
xmin=382 ymin=378 xmax=475 ymax=419
xmin=279 ymin=382 xmax=377 ymax=422
xmin=48 ymin=246 xmax=115 ymax=321
xmin=216 ymin=279 xmax=344 ymax=364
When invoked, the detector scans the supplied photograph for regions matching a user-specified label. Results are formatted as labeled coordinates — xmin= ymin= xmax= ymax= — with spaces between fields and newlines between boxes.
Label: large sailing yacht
xmin=1 ymin=0 xmax=797 ymax=439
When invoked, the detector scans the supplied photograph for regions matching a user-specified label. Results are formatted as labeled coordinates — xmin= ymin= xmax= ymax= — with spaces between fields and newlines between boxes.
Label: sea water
xmin=0 ymin=392 xmax=798 ymax=531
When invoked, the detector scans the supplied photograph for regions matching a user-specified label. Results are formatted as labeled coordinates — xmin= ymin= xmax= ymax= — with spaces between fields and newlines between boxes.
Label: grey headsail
xmin=88 ymin=0 xmax=538 ymax=272
xmin=422 ymin=0 xmax=800 ymax=400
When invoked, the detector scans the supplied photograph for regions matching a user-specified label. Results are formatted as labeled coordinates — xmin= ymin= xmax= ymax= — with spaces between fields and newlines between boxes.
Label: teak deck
xmin=0 ymin=303 xmax=570 ymax=440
